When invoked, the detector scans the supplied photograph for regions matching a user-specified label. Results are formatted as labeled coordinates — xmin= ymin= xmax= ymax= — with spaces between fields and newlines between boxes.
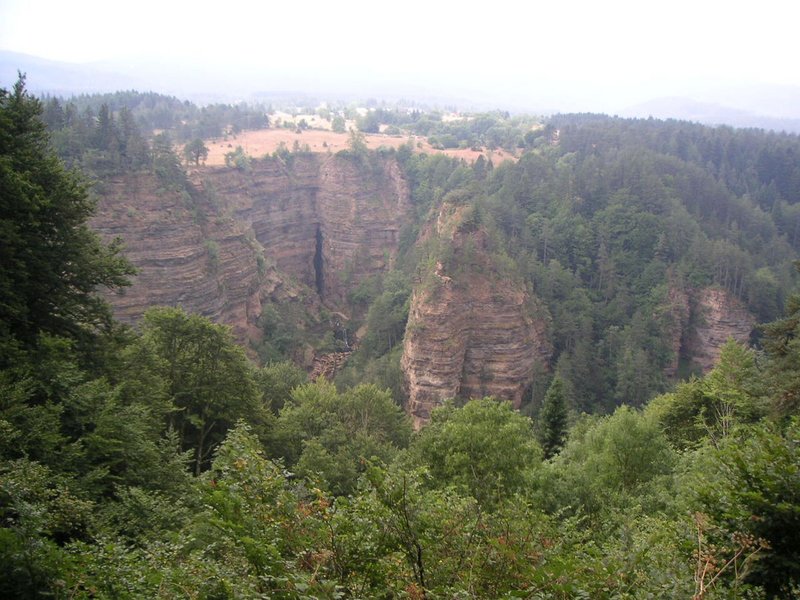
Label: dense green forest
xmin=2 ymin=77 xmax=800 ymax=597
xmin=336 ymin=113 xmax=800 ymax=413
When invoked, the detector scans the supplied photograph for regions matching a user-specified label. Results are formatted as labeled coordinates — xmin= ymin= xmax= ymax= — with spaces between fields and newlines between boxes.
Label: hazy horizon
xmin=3 ymin=0 xmax=800 ymax=119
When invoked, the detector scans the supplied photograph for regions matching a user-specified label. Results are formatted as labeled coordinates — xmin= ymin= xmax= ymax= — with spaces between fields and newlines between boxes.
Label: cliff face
xmin=92 ymin=154 xmax=757 ymax=418
xmin=401 ymin=205 xmax=551 ymax=429
xmin=689 ymin=287 xmax=755 ymax=372
xmin=91 ymin=154 xmax=411 ymax=347
xmin=662 ymin=281 xmax=755 ymax=377
xmin=195 ymin=154 xmax=410 ymax=310
xmin=91 ymin=173 xmax=272 ymax=343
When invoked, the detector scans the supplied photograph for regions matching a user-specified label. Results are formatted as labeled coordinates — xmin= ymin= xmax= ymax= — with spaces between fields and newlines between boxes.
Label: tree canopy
xmin=0 ymin=76 xmax=134 ymax=363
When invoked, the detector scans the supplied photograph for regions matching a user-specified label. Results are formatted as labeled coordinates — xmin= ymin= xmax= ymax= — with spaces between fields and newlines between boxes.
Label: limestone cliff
xmin=401 ymin=204 xmax=551 ymax=429
xmin=91 ymin=154 xmax=411 ymax=352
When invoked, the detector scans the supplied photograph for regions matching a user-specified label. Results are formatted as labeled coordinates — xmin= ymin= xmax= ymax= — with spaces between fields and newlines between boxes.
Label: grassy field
xmin=202 ymin=127 xmax=517 ymax=166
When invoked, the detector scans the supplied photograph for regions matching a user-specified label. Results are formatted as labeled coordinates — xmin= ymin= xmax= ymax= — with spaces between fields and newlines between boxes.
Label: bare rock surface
xmin=91 ymin=154 xmax=411 ymax=349
xmin=661 ymin=280 xmax=756 ymax=378
xmin=689 ymin=287 xmax=755 ymax=373
xmin=401 ymin=204 xmax=551 ymax=428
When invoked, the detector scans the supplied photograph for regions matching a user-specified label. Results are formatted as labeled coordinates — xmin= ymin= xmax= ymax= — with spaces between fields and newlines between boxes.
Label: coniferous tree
xmin=538 ymin=377 xmax=569 ymax=458
xmin=0 ymin=75 xmax=133 ymax=362
xmin=761 ymin=261 xmax=800 ymax=418
xmin=183 ymin=138 xmax=208 ymax=165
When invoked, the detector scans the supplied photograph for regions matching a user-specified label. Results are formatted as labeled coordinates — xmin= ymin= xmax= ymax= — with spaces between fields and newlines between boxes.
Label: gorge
xmin=91 ymin=149 xmax=760 ymax=424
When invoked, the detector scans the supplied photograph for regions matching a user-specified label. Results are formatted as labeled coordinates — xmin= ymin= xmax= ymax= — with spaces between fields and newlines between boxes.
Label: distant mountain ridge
xmin=4 ymin=50 xmax=800 ymax=133
xmin=622 ymin=96 xmax=800 ymax=133
xmin=0 ymin=50 xmax=148 ymax=95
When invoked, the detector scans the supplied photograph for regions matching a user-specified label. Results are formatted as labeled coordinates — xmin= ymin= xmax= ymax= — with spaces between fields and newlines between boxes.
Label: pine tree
xmin=0 ymin=75 xmax=134 ymax=362
xmin=538 ymin=377 xmax=569 ymax=458
xmin=761 ymin=261 xmax=800 ymax=418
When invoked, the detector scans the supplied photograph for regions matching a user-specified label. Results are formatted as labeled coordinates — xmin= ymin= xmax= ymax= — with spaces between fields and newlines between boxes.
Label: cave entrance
xmin=314 ymin=225 xmax=324 ymax=298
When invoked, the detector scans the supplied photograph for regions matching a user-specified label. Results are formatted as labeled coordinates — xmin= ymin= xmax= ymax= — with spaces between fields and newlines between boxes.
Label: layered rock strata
xmin=92 ymin=154 xmax=411 ymax=346
xmin=401 ymin=206 xmax=551 ymax=428
xmin=662 ymin=282 xmax=756 ymax=377
xmin=195 ymin=154 xmax=410 ymax=309
xmin=91 ymin=173 xmax=271 ymax=342
xmin=689 ymin=287 xmax=755 ymax=372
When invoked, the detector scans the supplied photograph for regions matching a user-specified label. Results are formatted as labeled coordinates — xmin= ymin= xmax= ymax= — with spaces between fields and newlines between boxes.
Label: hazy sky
xmin=2 ymin=0 xmax=799 ymax=110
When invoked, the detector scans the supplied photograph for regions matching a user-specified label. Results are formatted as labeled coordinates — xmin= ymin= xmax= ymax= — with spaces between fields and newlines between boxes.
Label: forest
xmin=2 ymin=76 xmax=800 ymax=598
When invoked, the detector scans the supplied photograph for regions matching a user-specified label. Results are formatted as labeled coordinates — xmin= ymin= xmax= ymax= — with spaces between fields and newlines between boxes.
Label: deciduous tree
xmin=127 ymin=307 xmax=263 ymax=474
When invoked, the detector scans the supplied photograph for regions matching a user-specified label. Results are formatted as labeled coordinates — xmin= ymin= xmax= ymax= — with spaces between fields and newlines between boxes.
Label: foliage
xmin=48 ymin=89 xmax=269 ymax=142
xmin=538 ymin=406 xmax=677 ymax=519
xmin=331 ymin=114 xmax=346 ymax=133
xmin=345 ymin=128 xmax=368 ymax=158
xmin=0 ymin=77 xmax=134 ymax=360
xmin=355 ymin=270 xmax=411 ymax=359
xmin=126 ymin=307 xmax=264 ymax=474
xmin=182 ymin=137 xmax=208 ymax=165
xmin=273 ymin=380 xmax=411 ymax=496
xmin=224 ymin=145 xmax=251 ymax=171
xmin=257 ymin=360 xmax=307 ymax=414
xmin=689 ymin=419 xmax=800 ymax=596
xmin=151 ymin=131 xmax=185 ymax=186
xmin=761 ymin=266 xmax=800 ymax=417
xmin=187 ymin=421 xmax=340 ymax=598
xmin=0 ymin=459 xmax=90 ymax=596
xmin=538 ymin=376 xmax=569 ymax=458
xmin=649 ymin=339 xmax=766 ymax=449
xmin=410 ymin=398 xmax=542 ymax=507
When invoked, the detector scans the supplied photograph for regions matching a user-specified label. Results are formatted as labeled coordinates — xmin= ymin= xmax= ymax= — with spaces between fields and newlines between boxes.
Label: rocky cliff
xmin=401 ymin=204 xmax=552 ymax=428
xmin=91 ymin=153 xmax=757 ymax=419
xmin=688 ymin=287 xmax=755 ymax=372
xmin=197 ymin=154 xmax=410 ymax=309
xmin=91 ymin=154 xmax=411 ymax=352
xmin=91 ymin=172 xmax=275 ymax=343
xmin=662 ymin=281 xmax=755 ymax=377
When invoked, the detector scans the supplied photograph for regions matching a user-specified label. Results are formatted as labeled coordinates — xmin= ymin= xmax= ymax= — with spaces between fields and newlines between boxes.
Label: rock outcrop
xmin=401 ymin=204 xmax=551 ymax=428
xmin=662 ymin=280 xmax=755 ymax=378
xmin=310 ymin=350 xmax=353 ymax=381
xmin=689 ymin=287 xmax=755 ymax=372
xmin=194 ymin=154 xmax=410 ymax=310
xmin=92 ymin=154 xmax=755 ymax=416
xmin=91 ymin=173 xmax=272 ymax=343
xmin=91 ymin=154 xmax=411 ymax=350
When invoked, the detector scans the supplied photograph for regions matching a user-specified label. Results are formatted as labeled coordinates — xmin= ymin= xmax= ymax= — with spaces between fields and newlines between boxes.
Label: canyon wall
xmin=91 ymin=172 xmax=272 ymax=342
xmin=198 ymin=154 xmax=410 ymax=308
xmin=401 ymin=204 xmax=552 ymax=428
xmin=92 ymin=155 xmax=758 ymax=425
xmin=91 ymin=154 xmax=411 ymax=346
xmin=688 ymin=287 xmax=756 ymax=372
xmin=662 ymin=280 xmax=756 ymax=378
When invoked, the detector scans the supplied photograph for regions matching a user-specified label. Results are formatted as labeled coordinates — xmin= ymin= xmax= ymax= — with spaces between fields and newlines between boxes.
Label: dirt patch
xmin=200 ymin=128 xmax=517 ymax=166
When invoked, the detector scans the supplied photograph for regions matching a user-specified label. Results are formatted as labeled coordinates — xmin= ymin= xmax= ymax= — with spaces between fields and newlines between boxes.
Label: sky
xmin=2 ymin=0 xmax=800 ymax=112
